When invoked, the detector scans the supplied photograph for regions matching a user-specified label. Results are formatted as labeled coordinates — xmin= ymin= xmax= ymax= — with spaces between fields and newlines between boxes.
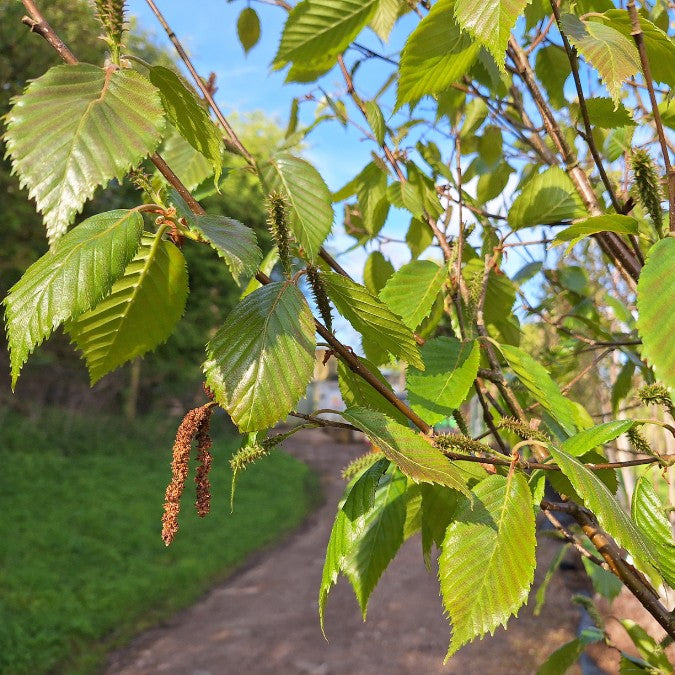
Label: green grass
xmin=0 ymin=409 xmax=319 ymax=674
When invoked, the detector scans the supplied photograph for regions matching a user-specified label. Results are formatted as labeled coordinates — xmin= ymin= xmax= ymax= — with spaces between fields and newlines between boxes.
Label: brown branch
xmin=549 ymin=0 xmax=624 ymax=215
xmin=627 ymin=1 xmax=675 ymax=232
xmin=21 ymin=0 xmax=77 ymax=64
xmin=144 ymin=0 xmax=255 ymax=165
xmin=541 ymin=509 xmax=605 ymax=566
xmin=507 ymin=39 xmax=642 ymax=284
xmin=542 ymin=499 xmax=675 ymax=639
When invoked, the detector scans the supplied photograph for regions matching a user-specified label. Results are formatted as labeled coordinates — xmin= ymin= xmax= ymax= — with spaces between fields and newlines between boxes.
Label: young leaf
xmin=273 ymin=0 xmax=379 ymax=72
xmin=407 ymin=338 xmax=480 ymax=426
xmin=369 ymin=0 xmax=406 ymax=42
xmin=149 ymin=66 xmax=223 ymax=184
xmin=323 ymin=272 xmax=423 ymax=369
xmin=551 ymin=215 xmax=639 ymax=255
xmin=560 ymin=420 xmax=634 ymax=457
xmin=454 ymin=0 xmax=531 ymax=72
xmin=363 ymin=251 xmax=394 ymax=296
xmin=4 ymin=64 xmax=164 ymax=243
xmin=440 ymin=473 xmax=536 ymax=659
xmin=495 ymin=343 xmax=577 ymax=437
xmin=204 ymin=281 xmax=316 ymax=431
xmin=534 ymin=545 xmax=568 ymax=616
xmin=161 ymin=131 xmax=214 ymax=192
xmin=631 ymin=474 xmax=675 ymax=589
xmin=379 ymin=260 xmax=447 ymax=330
xmin=259 ymin=153 xmax=333 ymax=260
xmin=548 ymin=445 xmax=655 ymax=574
xmin=237 ymin=7 xmax=261 ymax=54
xmin=536 ymin=638 xmax=586 ymax=675
xmin=559 ymin=14 xmax=640 ymax=107
xmin=364 ymin=100 xmax=386 ymax=145
xmin=4 ymin=210 xmax=144 ymax=388
xmin=341 ymin=407 xmax=471 ymax=497
xmin=337 ymin=357 xmax=408 ymax=425
xmin=508 ymin=167 xmax=586 ymax=230
xmin=535 ymin=45 xmax=570 ymax=109
xmin=319 ymin=457 xmax=390 ymax=631
xmin=67 ymin=234 xmax=188 ymax=384
xmin=637 ymin=238 xmax=675 ymax=390
xmin=396 ymin=0 xmax=480 ymax=109
xmin=619 ymin=618 xmax=674 ymax=672
xmin=190 ymin=215 xmax=262 ymax=283
xmin=420 ymin=483 xmax=463 ymax=566
xmin=571 ymin=97 xmax=635 ymax=129
xmin=343 ymin=468 xmax=408 ymax=617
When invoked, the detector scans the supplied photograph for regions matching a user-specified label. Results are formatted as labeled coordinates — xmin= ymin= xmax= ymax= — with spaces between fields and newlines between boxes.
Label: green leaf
xmin=4 ymin=210 xmax=144 ymax=388
xmin=259 ymin=153 xmax=333 ymax=260
xmin=273 ymin=0 xmax=379 ymax=71
xmin=237 ymin=7 xmax=261 ymax=53
xmin=581 ymin=553 xmax=623 ymax=601
xmin=619 ymin=618 xmax=674 ymax=672
xmin=604 ymin=125 xmax=634 ymax=161
xmin=551 ymin=215 xmax=639 ymax=254
xmin=463 ymin=258 xmax=516 ymax=325
xmin=369 ymin=0 xmax=407 ymax=41
xmin=508 ymin=167 xmax=586 ymax=230
xmin=149 ymin=66 xmax=223 ymax=185
xmin=363 ymin=251 xmax=395 ymax=295
xmin=535 ymin=45 xmax=570 ymax=109
xmin=632 ymin=473 xmax=675 ymax=589
xmin=379 ymin=260 xmax=447 ymax=330
xmin=571 ymin=97 xmax=635 ymax=129
xmin=548 ymin=445 xmax=655 ymax=573
xmin=560 ymin=420 xmax=634 ymax=457
xmin=477 ymin=126 xmax=503 ymax=166
xmin=337 ymin=357 xmax=408 ymax=425
xmin=67 ymin=234 xmax=188 ymax=384
xmin=323 ymin=272 xmax=423 ymax=369
xmin=536 ymin=639 xmax=586 ymax=675
xmin=454 ymin=0 xmax=532 ymax=72
xmin=189 ymin=215 xmax=262 ymax=283
xmin=161 ymin=132 xmax=214 ymax=192
xmin=496 ymin=343 xmax=577 ymax=437
xmin=407 ymin=338 xmax=480 ymax=426
xmin=559 ymin=14 xmax=640 ymax=107
xmin=319 ymin=457 xmax=390 ymax=631
xmin=354 ymin=162 xmax=390 ymax=236
xmin=342 ymin=407 xmax=471 ymax=497
xmin=440 ymin=473 xmax=536 ymax=658
xmin=204 ymin=281 xmax=316 ymax=431
xmin=396 ymin=0 xmax=480 ymax=109
xmin=4 ymin=64 xmax=164 ymax=243
xmin=603 ymin=10 xmax=675 ymax=88
xmin=364 ymin=100 xmax=386 ymax=145
xmin=637 ymin=238 xmax=675 ymax=390
xmin=420 ymin=483 xmax=463 ymax=566
xmin=612 ymin=360 xmax=635 ymax=414
xmin=477 ymin=163 xmax=513 ymax=203
xmin=406 ymin=217 xmax=434 ymax=259
xmin=343 ymin=467 xmax=408 ymax=617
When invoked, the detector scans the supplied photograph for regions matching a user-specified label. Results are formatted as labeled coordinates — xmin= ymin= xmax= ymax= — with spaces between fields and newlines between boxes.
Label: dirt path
xmin=105 ymin=429 xmax=647 ymax=674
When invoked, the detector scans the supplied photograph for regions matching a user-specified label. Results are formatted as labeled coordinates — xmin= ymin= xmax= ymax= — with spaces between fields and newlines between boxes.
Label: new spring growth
xmin=341 ymin=451 xmax=385 ymax=481
xmin=451 ymin=409 xmax=469 ymax=436
xmin=161 ymin=403 xmax=214 ymax=546
xmin=638 ymin=383 xmax=675 ymax=417
xmin=266 ymin=192 xmax=292 ymax=278
xmin=93 ymin=0 xmax=127 ymax=64
xmin=498 ymin=417 xmax=550 ymax=443
xmin=627 ymin=426 xmax=653 ymax=456
xmin=434 ymin=433 xmax=494 ymax=456
xmin=631 ymin=149 xmax=664 ymax=238
xmin=306 ymin=264 xmax=333 ymax=332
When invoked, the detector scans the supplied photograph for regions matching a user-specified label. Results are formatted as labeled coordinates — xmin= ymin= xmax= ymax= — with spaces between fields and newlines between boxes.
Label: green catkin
xmin=451 ymin=409 xmax=469 ymax=436
xmin=266 ymin=192 xmax=292 ymax=278
xmin=631 ymin=149 xmax=664 ymax=237
xmin=341 ymin=451 xmax=385 ymax=480
xmin=93 ymin=0 xmax=126 ymax=61
xmin=306 ymin=264 xmax=333 ymax=331
xmin=229 ymin=443 xmax=270 ymax=510
xmin=497 ymin=417 xmax=550 ymax=443
xmin=627 ymin=426 xmax=653 ymax=456
xmin=434 ymin=433 xmax=493 ymax=455
xmin=638 ymin=383 xmax=675 ymax=417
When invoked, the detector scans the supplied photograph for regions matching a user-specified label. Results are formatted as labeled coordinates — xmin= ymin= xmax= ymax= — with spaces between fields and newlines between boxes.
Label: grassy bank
xmin=0 ymin=409 xmax=318 ymax=674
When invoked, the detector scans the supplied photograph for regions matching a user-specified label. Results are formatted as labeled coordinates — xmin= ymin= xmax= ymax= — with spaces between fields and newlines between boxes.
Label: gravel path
xmin=105 ymin=429 xmax=635 ymax=674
